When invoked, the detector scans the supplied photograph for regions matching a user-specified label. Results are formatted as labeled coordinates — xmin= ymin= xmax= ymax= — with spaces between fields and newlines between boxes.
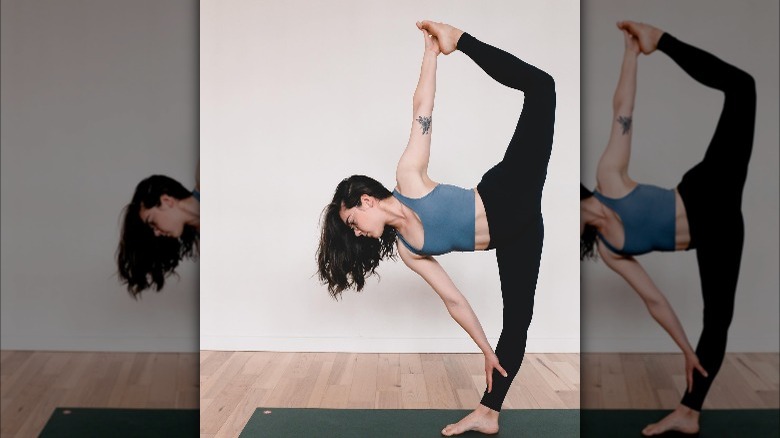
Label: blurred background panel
xmin=1 ymin=0 xmax=199 ymax=435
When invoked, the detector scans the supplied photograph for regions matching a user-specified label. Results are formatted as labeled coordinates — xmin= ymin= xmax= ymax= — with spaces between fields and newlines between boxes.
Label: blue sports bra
xmin=392 ymin=184 xmax=476 ymax=256
xmin=593 ymin=184 xmax=676 ymax=256
xmin=192 ymin=188 xmax=200 ymax=202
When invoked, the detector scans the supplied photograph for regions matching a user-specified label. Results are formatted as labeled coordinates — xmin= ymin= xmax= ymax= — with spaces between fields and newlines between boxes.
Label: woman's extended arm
xmin=596 ymin=27 xmax=640 ymax=194
xmin=398 ymin=242 xmax=508 ymax=392
xmin=598 ymin=244 xmax=709 ymax=392
xmin=396 ymin=28 xmax=440 ymax=188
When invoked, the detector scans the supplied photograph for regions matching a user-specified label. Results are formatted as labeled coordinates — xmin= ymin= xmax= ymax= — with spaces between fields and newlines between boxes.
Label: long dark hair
xmin=581 ymin=183 xmax=598 ymax=261
xmin=317 ymin=175 xmax=397 ymax=299
xmin=117 ymin=175 xmax=198 ymax=298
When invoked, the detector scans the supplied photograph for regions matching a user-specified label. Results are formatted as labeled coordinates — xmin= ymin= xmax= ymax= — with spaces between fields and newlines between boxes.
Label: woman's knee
xmin=533 ymin=71 xmax=556 ymax=100
xmin=702 ymin=307 xmax=735 ymax=333
xmin=727 ymin=68 xmax=756 ymax=100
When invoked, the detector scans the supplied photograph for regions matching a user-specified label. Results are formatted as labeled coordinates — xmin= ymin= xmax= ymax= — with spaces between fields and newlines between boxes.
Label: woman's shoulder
xmin=394 ymin=176 xmax=439 ymax=199
xmin=594 ymin=178 xmax=638 ymax=200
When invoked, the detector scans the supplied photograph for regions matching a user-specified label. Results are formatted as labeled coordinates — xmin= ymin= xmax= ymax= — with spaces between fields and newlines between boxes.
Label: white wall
xmin=581 ymin=0 xmax=779 ymax=352
xmin=1 ymin=0 xmax=199 ymax=352
xmin=200 ymin=0 xmax=580 ymax=353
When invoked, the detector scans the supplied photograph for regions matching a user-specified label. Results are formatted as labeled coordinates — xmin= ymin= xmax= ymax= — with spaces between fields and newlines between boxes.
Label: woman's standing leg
xmin=683 ymin=214 xmax=745 ymax=410
xmin=481 ymin=216 xmax=544 ymax=411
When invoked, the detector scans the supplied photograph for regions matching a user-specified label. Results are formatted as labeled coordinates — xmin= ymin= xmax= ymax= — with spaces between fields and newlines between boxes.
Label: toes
xmin=446 ymin=424 xmax=465 ymax=436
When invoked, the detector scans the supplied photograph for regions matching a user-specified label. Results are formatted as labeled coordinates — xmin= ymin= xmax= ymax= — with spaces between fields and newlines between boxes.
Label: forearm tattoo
xmin=417 ymin=115 xmax=432 ymax=135
xmin=617 ymin=115 xmax=632 ymax=135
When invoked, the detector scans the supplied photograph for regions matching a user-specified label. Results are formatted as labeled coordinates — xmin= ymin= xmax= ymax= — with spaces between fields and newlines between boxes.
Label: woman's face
xmin=139 ymin=195 xmax=185 ymax=238
xmin=339 ymin=194 xmax=385 ymax=239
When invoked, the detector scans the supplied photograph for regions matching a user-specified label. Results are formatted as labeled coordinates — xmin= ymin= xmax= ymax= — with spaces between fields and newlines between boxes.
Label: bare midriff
xmin=474 ymin=188 xmax=491 ymax=250
xmin=674 ymin=188 xmax=691 ymax=250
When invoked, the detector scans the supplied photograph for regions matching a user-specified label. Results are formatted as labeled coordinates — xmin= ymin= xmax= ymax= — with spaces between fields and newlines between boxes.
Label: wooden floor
xmin=199 ymin=352 xmax=580 ymax=437
xmin=0 ymin=351 xmax=198 ymax=438
xmin=582 ymin=353 xmax=780 ymax=410
xmin=2 ymin=351 xmax=776 ymax=437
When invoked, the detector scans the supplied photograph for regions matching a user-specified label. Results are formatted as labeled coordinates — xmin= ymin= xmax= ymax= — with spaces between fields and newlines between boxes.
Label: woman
xmin=581 ymin=21 xmax=755 ymax=436
xmin=317 ymin=21 xmax=556 ymax=436
xmin=117 ymin=165 xmax=200 ymax=298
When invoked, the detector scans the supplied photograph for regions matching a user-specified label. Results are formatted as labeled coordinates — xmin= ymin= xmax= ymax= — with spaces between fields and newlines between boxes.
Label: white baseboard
xmin=0 ymin=335 xmax=198 ymax=353
xmin=582 ymin=336 xmax=780 ymax=353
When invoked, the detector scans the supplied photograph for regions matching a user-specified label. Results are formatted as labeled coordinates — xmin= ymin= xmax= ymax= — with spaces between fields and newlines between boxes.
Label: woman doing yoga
xmin=580 ymin=21 xmax=755 ymax=436
xmin=317 ymin=21 xmax=556 ymax=436
xmin=117 ymin=164 xmax=200 ymax=298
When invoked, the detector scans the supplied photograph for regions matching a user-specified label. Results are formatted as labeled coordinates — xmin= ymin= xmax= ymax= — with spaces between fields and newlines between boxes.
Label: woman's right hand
xmin=620 ymin=26 xmax=640 ymax=56
xmin=418 ymin=25 xmax=440 ymax=56
xmin=684 ymin=352 xmax=709 ymax=393
xmin=484 ymin=352 xmax=508 ymax=393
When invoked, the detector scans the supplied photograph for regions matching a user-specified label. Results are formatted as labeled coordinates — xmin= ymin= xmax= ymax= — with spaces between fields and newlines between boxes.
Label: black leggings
xmin=458 ymin=33 xmax=556 ymax=412
xmin=662 ymin=33 xmax=757 ymax=411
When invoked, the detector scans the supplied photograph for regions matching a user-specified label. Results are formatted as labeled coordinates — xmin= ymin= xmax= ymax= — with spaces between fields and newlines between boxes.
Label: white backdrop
xmin=1 ymin=0 xmax=199 ymax=352
xmin=200 ymin=0 xmax=580 ymax=352
xmin=581 ymin=0 xmax=779 ymax=352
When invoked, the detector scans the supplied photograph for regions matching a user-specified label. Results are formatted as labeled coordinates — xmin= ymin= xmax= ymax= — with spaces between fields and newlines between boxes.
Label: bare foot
xmin=617 ymin=20 xmax=664 ymax=55
xmin=441 ymin=404 xmax=499 ymax=436
xmin=641 ymin=404 xmax=700 ymax=436
xmin=417 ymin=20 xmax=464 ymax=55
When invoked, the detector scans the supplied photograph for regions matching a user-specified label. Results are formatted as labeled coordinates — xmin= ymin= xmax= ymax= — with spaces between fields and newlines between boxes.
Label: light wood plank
xmin=347 ymin=354 xmax=378 ymax=408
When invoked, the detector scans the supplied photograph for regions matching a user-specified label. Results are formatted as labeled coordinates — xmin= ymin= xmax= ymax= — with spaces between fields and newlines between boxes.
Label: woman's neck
xmin=382 ymin=196 xmax=412 ymax=233
xmin=180 ymin=196 xmax=200 ymax=230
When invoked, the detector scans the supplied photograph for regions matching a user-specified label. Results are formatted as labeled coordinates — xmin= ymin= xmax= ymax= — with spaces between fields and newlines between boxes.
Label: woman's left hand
xmin=418 ymin=25 xmax=440 ymax=56
xmin=484 ymin=352 xmax=508 ymax=393
xmin=684 ymin=352 xmax=709 ymax=393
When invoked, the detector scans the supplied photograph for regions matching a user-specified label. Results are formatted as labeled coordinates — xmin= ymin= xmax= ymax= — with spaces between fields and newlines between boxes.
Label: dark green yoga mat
xmin=39 ymin=407 xmax=198 ymax=438
xmin=240 ymin=408 xmax=579 ymax=437
xmin=581 ymin=409 xmax=780 ymax=437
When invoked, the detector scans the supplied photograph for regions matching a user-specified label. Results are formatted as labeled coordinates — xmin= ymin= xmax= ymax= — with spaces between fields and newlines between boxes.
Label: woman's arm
xmin=598 ymin=244 xmax=708 ymax=391
xmin=596 ymin=27 xmax=640 ymax=194
xmin=398 ymin=243 xmax=492 ymax=354
xmin=598 ymin=244 xmax=693 ymax=354
xmin=396 ymin=28 xmax=440 ymax=189
xmin=397 ymin=242 xmax=508 ymax=392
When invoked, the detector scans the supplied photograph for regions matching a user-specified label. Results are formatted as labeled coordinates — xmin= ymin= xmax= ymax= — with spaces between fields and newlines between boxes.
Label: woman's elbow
xmin=444 ymin=297 xmax=465 ymax=313
xmin=612 ymin=98 xmax=633 ymax=115
xmin=644 ymin=296 xmax=668 ymax=316
xmin=413 ymin=98 xmax=433 ymax=115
